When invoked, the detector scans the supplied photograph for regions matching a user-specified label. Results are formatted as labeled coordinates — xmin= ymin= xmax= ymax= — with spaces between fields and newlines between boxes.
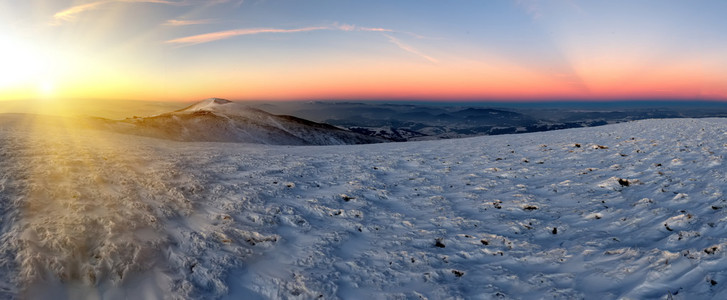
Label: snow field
xmin=1 ymin=117 xmax=727 ymax=299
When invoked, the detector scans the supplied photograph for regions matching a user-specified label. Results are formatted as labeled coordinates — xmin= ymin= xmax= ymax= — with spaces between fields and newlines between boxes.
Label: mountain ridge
xmin=97 ymin=98 xmax=386 ymax=145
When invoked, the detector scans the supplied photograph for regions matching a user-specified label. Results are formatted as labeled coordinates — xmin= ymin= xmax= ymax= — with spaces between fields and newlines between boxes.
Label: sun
xmin=0 ymin=36 xmax=39 ymax=86
xmin=0 ymin=35 xmax=57 ymax=99
xmin=38 ymin=79 xmax=55 ymax=97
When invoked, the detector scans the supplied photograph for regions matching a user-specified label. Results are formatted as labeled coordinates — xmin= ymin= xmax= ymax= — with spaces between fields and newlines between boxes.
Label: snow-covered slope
xmin=1 ymin=116 xmax=727 ymax=299
xmin=101 ymin=98 xmax=384 ymax=145
xmin=176 ymin=97 xmax=236 ymax=112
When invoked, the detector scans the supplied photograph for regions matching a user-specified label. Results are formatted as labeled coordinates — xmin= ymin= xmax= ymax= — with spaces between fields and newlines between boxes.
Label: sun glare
xmin=0 ymin=35 xmax=57 ymax=99
xmin=38 ymin=79 xmax=55 ymax=97
xmin=0 ymin=37 xmax=38 ymax=85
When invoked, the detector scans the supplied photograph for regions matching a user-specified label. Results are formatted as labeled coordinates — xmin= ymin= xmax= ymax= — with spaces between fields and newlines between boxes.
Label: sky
xmin=0 ymin=0 xmax=726 ymax=102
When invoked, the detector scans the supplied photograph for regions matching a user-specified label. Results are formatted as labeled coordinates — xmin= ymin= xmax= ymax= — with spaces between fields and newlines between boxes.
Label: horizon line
xmin=3 ymin=97 xmax=727 ymax=105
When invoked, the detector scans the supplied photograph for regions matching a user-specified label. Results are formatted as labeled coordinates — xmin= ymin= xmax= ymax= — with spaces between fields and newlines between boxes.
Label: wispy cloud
xmin=163 ymin=19 xmax=215 ymax=26
xmin=188 ymin=0 xmax=240 ymax=7
xmin=383 ymin=34 xmax=438 ymax=64
xmin=334 ymin=23 xmax=430 ymax=40
xmin=53 ymin=0 xmax=184 ymax=24
xmin=166 ymin=23 xmax=424 ymax=45
xmin=165 ymin=23 xmax=438 ymax=63
xmin=53 ymin=1 xmax=108 ymax=23
xmin=334 ymin=23 xmax=393 ymax=33
xmin=165 ymin=26 xmax=330 ymax=45
xmin=206 ymin=0 xmax=239 ymax=5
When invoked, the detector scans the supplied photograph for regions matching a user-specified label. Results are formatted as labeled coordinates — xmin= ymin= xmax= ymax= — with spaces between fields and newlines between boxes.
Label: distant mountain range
xmin=91 ymin=99 xmax=727 ymax=144
xmin=246 ymin=101 xmax=727 ymax=141
xmin=8 ymin=98 xmax=722 ymax=144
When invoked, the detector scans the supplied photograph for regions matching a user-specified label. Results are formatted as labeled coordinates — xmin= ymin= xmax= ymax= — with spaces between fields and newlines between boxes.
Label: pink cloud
xmin=163 ymin=19 xmax=215 ymax=26
xmin=165 ymin=23 xmax=436 ymax=64
xmin=53 ymin=0 xmax=184 ymax=24
xmin=383 ymin=34 xmax=438 ymax=64
xmin=165 ymin=27 xmax=330 ymax=45
xmin=334 ymin=23 xmax=393 ymax=33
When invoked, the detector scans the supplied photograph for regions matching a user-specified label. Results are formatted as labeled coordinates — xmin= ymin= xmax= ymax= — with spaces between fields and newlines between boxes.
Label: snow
xmin=173 ymin=98 xmax=263 ymax=118
xmin=102 ymin=99 xmax=384 ymax=145
xmin=176 ymin=98 xmax=234 ymax=113
xmin=1 ymin=115 xmax=727 ymax=299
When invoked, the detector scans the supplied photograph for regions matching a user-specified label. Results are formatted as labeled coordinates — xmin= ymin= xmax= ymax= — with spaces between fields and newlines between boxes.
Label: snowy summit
xmin=175 ymin=97 xmax=234 ymax=113
xmin=99 ymin=98 xmax=385 ymax=145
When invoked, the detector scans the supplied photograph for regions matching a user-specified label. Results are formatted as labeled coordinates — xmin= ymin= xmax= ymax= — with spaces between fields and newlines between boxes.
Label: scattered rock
xmin=435 ymin=238 xmax=446 ymax=248
xmin=523 ymin=205 xmax=538 ymax=211
xmin=493 ymin=200 xmax=502 ymax=209
xmin=704 ymin=246 xmax=719 ymax=255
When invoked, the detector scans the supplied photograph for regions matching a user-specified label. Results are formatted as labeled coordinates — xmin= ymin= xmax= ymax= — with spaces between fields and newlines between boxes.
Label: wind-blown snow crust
xmin=1 ymin=116 xmax=727 ymax=299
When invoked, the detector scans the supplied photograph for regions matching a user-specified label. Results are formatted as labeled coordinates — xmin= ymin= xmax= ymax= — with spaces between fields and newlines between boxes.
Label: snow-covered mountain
xmin=100 ymin=98 xmax=384 ymax=145
xmin=1 ymin=115 xmax=727 ymax=299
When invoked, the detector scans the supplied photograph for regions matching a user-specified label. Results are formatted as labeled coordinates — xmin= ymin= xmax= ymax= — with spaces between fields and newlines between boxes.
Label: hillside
xmin=0 ymin=116 xmax=726 ymax=299
xmin=97 ymin=98 xmax=385 ymax=145
xmin=249 ymin=101 xmax=727 ymax=141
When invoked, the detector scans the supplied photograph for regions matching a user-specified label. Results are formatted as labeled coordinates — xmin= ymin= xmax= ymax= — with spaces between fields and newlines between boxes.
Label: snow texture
xmin=1 ymin=115 xmax=727 ymax=299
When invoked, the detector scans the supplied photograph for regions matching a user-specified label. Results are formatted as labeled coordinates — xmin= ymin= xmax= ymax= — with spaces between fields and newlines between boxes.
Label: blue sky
xmin=1 ymin=0 xmax=726 ymax=101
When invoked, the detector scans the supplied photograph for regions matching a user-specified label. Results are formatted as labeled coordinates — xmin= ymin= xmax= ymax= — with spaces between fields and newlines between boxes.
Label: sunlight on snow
xmin=10 ymin=117 xmax=187 ymax=298
xmin=1 ymin=116 xmax=727 ymax=299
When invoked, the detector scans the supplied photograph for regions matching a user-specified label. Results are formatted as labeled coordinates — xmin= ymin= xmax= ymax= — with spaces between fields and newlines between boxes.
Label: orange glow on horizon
xmin=138 ymin=58 xmax=726 ymax=102
xmin=1 ymin=1 xmax=726 ymax=103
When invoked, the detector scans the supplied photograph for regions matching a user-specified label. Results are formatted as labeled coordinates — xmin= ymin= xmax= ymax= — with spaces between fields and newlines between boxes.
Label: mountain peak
xmin=208 ymin=98 xmax=232 ymax=105
xmin=176 ymin=98 xmax=235 ymax=113
xmin=194 ymin=97 xmax=233 ymax=108
xmin=116 ymin=97 xmax=384 ymax=145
